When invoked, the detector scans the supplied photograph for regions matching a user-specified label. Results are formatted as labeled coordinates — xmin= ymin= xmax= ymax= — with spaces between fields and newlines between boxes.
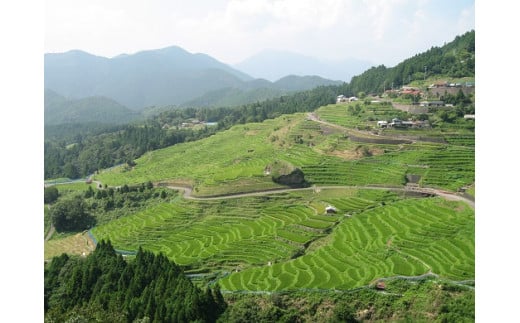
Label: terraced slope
xmin=90 ymin=189 xmax=396 ymax=273
xmin=88 ymin=102 xmax=474 ymax=293
xmin=96 ymin=108 xmax=473 ymax=194
xmin=218 ymin=197 xmax=474 ymax=291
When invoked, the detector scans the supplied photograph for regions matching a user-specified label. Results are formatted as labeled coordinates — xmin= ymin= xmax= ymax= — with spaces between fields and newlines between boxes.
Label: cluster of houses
xmin=162 ymin=119 xmax=219 ymax=130
xmin=377 ymin=118 xmax=430 ymax=129
xmin=336 ymin=95 xmax=358 ymax=103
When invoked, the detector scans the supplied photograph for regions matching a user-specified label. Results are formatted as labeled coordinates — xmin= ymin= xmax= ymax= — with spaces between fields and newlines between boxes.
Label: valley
xmin=44 ymin=30 xmax=475 ymax=322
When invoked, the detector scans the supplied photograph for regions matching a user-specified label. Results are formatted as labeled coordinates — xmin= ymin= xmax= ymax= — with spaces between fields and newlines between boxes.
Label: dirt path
xmin=45 ymin=225 xmax=55 ymax=241
xmin=45 ymin=205 xmax=55 ymax=241
xmin=163 ymin=184 xmax=475 ymax=209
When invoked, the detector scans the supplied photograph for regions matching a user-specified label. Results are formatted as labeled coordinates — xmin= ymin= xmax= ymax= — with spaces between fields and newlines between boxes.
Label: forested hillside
xmin=342 ymin=30 xmax=475 ymax=95
xmin=45 ymin=240 xmax=226 ymax=322
xmin=44 ymin=89 xmax=140 ymax=125
xmin=44 ymin=85 xmax=337 ymax=179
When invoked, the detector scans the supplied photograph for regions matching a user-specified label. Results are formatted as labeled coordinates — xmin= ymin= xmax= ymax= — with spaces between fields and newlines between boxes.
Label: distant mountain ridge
xmin=235 ymin=50 xmax=373 ymax=82
xmin=184 ymin=75 xmax=342 ymax=107
xmin=45 ymin=46 xmax=342 ymax=110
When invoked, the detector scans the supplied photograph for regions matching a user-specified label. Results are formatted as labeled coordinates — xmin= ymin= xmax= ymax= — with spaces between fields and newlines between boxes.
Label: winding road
xmin=160 ymin=184 xmax=474 ymax=209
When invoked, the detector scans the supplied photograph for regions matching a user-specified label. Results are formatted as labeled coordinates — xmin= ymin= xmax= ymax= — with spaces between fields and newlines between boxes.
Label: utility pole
xmin=424 ymin=66 xmax=427 ymax=81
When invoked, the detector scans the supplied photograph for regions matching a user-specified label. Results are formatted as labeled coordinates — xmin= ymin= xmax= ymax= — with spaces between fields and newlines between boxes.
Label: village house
xmin=377 ymin=120 xmax=388 ymax=128
xmin=377 ymin=118 xmax=430 ymax=129
xmin=419 ymin=100 xmax=444 ymax=107
xmin=400 ymin=86 xmax=422 ymax=96
xmin=336 ymin=95 xmax=348 ymax=103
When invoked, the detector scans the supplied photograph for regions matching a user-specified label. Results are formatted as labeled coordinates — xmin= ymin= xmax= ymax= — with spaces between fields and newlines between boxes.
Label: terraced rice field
xmin=87 ymin=104 xmax=474 ymax=293
xmin=218 ymin=197 xmax=474 ymax=291
xmin=95 ymin=108 xmax=473 ymax=196
xmin=90 ymin=189 xmax=394 ymax=273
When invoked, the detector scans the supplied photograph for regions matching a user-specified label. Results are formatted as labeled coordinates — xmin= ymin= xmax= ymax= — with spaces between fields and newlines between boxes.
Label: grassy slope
xmin=95 ymin=105 xmax=474 ymax=193
xmin=87 ymin=103 xmax=474 ymax=292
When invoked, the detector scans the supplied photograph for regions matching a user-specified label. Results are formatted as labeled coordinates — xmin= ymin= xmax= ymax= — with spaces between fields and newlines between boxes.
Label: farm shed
xmin=325 ymin=205 xmax=337 ymax=214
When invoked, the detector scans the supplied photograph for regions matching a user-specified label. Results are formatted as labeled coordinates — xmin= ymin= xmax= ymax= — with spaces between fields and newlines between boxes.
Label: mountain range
xmin=235 ymin=50 xmax=373 ymax=82
xmin=44 ymin=46 xmax=347 ymax=114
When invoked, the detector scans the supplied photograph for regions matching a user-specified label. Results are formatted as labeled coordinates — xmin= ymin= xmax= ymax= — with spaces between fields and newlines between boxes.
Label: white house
xmin=336 ymin=95 xmax=347 ymax=103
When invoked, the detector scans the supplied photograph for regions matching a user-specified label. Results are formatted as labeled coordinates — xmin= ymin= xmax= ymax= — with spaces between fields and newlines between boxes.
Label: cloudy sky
xmin=45 ymin=0 xmax=474 ymax=67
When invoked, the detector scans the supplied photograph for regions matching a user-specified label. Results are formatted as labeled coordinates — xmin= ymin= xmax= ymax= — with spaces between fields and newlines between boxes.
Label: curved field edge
xmin=93 ymin=110 xmax=474 ymax=194
xmin=217 ymin=197 xmax=474 ymax=291
xmin=90 ymin=188 xmax=398 ymax=270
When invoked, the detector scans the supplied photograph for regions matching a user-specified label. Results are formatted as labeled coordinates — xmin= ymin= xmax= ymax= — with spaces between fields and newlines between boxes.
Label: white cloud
xmin=45 ymin=0 xmax=475 ymax=66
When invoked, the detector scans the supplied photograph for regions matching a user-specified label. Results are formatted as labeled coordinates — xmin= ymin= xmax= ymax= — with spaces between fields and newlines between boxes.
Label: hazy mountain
xmin=44 ymin=89 xmax=140 ymax=125
xmin=183 ymin=87 xmax=285 ymax=108
xmin=235 ymin=50 xmax=372 ymax=82
xmin=183 ymin=75 xmax=342 ymax=107
xmin=273 ymin=75 xmax=343 ymax=91
xmin=44 ymin=46 xmax=253 ymax=110
xmin=45 ymin=46 xmax=344 ymax=110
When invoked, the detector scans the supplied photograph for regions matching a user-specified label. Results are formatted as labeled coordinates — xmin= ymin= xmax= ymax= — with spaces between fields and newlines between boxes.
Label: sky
xmin=45 ymin=0 xmax=475 ymax=67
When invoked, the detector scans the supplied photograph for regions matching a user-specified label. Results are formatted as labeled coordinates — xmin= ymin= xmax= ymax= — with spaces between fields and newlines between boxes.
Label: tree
xmin=331 ymin=302 xmax=358 ymax=322
xmin=84 ymin=186 xmax=94 ymax=198
xmin=44 ymin=186 xmax=59 ymax=204
xmin=50 ymin=196 xmax=96 ymax=232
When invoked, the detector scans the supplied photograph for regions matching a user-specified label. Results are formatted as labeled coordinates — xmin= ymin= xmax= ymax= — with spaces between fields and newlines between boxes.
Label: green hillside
xmin=341 ymin=30 xmax=475 ymax=95
xmin=44 ymin=89 xmax=140 ymax=125
xmin=45 ymin=30 xmax=475 ymax=322
xmin=85 ymin=99 xmax=474 ymax=293
xmin=95 ymin=104 xmax=474 ymax=193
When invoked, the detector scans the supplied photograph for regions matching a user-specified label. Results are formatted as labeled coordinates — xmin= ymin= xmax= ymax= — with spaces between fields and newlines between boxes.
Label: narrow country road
xmin=162 ymin=184 xmax=475 ymax=209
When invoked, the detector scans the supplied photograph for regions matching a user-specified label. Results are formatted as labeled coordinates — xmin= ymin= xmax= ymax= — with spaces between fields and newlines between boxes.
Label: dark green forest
xmin=45 ymin=241 xmax=226 ymax=322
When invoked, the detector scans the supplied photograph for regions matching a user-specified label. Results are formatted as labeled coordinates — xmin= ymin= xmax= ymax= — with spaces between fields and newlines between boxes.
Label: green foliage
xmin=79 ymin=184 xmax=177 ymax=226
xmin=331 ymin=302 xmax=358 ymax=322
xmin=218 ymin=278 xmax=474 ymax=322
xmin=50 ymin=195 xmax=96 ymax=232
xmin=45 ymin=240 xmax=226 ymax=322
xmin=44 ymin=186 xmax=59 ymax=204
xmin=341 ymin=30 xmax=474 ymax=95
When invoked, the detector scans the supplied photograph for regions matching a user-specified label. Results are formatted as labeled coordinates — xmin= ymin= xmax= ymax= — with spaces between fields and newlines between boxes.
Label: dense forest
xmin=45 ymin=240 xmax=226 ymax=322
xmin=44 ymin=30 xmax=474 ymax=180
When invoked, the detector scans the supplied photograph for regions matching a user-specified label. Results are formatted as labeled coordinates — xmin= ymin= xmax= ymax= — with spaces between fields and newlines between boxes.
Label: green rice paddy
xmin=85 ymin=102 xmax=474 ymax=292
